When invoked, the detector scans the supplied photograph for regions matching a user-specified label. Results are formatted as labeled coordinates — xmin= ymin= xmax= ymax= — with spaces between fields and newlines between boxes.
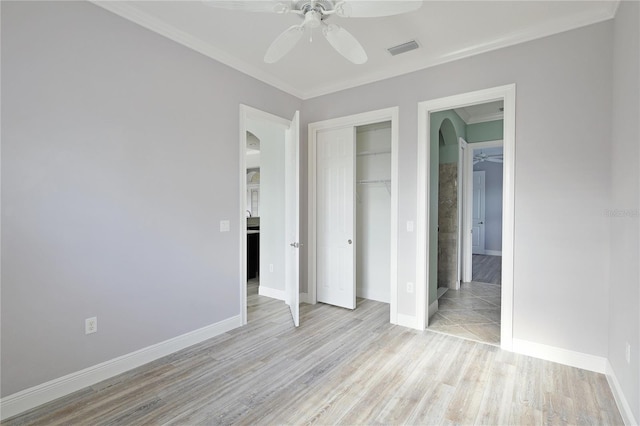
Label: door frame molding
xmin=239 ymin=104 xmax=295 ymax=326
xmin=457 ymin=137 xmax=468 ymax=286
xmin=308 ymin=107 xmax=399 ymax=323
xmin=416 ymin=84 xmax=516 ymax=351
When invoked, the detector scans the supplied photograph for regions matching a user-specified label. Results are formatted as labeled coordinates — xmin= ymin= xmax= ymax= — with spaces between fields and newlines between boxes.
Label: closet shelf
xmin=356 ymin=179 xmax=392 ymax=197
xmin=356 ymin=150 xmax=391 ymax=157
xmin=357 ymin=179 xmax=391 ymax=184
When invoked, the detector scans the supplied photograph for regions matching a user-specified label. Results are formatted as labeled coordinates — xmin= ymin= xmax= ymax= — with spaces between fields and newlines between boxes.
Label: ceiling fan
xmin=203 ymin=0 xmax=423 ymax=64
xmin=473 ymin=151 xmax=503 ymax=165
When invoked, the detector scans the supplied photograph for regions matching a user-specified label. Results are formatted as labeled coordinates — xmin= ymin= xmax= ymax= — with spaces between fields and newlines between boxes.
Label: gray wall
xmin=472 ymin=160 xmax=503 ymax=252
xmin=302 ymin=20 xmax=613 ymax=358
xmin=3 ymin=0 xmax=637 ymax=415
xmin=1 ymin=1 xmax=301 ymax=397
xmin=608 ymin=0 xmax=639 ymax=421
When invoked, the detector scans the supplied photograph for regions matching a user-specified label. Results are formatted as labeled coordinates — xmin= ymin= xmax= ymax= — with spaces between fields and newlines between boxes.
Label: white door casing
xmin=417 ymin=84 xmax=515 ymax=352
xmin=316 ymin=127 xmax=356 ymax=309
xmin=472 ymin=170 xmax=486 ymax=255
xmin=284 ymin=111 xmax=300 ymax=326
xmin=457 ymin=137 xmax=468 ymax=286
xmin=308 ymin=107 xmax=399 ymax=323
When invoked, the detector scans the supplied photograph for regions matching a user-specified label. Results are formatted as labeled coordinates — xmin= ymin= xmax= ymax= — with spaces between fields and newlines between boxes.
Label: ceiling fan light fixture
xmin=387 ymin=39 xmax=420 ymax=56
xmin=303 ymin=9 xmax=323 ymax=28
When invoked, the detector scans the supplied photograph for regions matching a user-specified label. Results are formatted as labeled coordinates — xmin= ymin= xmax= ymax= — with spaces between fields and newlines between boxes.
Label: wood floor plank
xmin=2 ymin=289 xmax=624 ymax=426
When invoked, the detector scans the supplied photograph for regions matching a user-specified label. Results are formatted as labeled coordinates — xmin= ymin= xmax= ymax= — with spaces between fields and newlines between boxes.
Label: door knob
xmin=348 ymin=239 xmax=352 ymax=245
xmin=479 ymin=221 xmax=484 ymax=224
xmin=290 ymin=242 xmax=299 ymax=248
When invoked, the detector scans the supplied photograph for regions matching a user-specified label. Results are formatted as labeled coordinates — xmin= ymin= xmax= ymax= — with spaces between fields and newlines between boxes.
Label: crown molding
xmin=90 ymin=1 xmax=306 ymax=100
xmin=302 ymin=1 xmax=619 ymax=99
xmin=91 ymin=1 xmax=619 ymax=101
xmin=466 ymin=111 xmax=504 ymax=125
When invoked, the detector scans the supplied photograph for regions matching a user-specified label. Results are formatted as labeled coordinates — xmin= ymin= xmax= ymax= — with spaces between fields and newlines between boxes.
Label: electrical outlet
xmin=406 ymin=221 xmax=414 ymax=232
xmin=85 ymin=317 xmax=97 ymax=334
xmin=625 ymin=342 xmax=631 ymax=364
xmin=406 ymin=282 xmax=414 ymax=293
xmin=219 ymin=220 xmax=230 ymax=232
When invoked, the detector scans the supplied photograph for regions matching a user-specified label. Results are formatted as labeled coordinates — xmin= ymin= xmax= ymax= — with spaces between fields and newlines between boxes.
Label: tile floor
xmin=428 ymin=281 xmax=501 ymax=345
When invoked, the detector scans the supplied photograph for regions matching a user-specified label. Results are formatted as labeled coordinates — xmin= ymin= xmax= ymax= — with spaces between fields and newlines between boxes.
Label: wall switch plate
xmin=85 ymin=317 xmax=97 ymax=334
xmin=625 ymin=342 xmax=631 ymax=364
xmin=219 ymin=220 xmax=230 ymax=232
xmin=406 ymin=282 xmax=414 ymax=293
xmin=269 ymin=264 xmax=274 ymax=273
xmin=406 ymin=221 xmax=414 ymax=232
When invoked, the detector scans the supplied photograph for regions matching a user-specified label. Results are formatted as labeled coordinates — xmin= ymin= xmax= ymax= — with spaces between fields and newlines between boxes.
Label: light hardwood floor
xmin=3 ymin=286 xmax=623 ymax=425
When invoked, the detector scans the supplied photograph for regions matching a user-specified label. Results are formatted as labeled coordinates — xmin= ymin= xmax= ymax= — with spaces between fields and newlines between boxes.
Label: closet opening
xmin=307 ymin=107 xmax=399 ymax=323
xmin=355 ymin=122 xmax=392 ymax=304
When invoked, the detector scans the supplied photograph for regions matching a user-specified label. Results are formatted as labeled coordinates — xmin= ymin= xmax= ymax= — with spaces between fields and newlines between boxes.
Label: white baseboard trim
xmin=428 ymin=300 xmax=439 ymax=320
xmin=605 ymin=360 xmax=638 ymax=426
xmin=396 ymin=313 xmax=421 ymax=330
xmin=258 ymin=285 xmax=286 ymax=300
xmin=299 ymin=292 xmax=309 ymax=304
xmin=0 ymin=315 xmax=242 ymax=421
xmin=512 ymin=338 xmax=607 ymax=373
xmin=485 ymin=250 xmax=502 ymax=256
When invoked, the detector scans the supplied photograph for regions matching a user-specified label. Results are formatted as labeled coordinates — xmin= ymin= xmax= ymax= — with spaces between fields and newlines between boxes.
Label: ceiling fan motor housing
xmin=295 ymin=0 xmax=336 ymax=15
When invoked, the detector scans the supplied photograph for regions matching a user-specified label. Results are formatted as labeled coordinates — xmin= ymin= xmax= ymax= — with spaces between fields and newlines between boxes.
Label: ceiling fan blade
xmin=486 ymin=158 xmax=503 ymax=163
xmin=335 ymin=0 xmax=422 ymax=18
xmin=202 ymin=0 xmax=292 ymax=13
xmin=322 ymin=24 xmax=367 ymax=64
xmin=264 ymin=25 xmax=305 ymax=63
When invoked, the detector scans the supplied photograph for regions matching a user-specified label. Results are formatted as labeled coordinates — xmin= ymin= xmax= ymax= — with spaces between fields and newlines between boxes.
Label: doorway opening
xmin=308 ymin=107 xmax=399 ymax=323
xmin=416 ymin=84 xmax=515 ymax=351
xmin=239 ymin=105 xmax=300 ymax=327
xmin=428 ymin=104 xmax=505 ymax=346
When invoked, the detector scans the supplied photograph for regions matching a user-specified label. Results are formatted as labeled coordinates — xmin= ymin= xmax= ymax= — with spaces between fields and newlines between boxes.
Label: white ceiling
xmin=93 ymin=0 xmax=619 ymax=100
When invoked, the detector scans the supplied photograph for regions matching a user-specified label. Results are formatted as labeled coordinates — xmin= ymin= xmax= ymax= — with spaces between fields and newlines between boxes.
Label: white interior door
xmin=284 ymin=111 xmax=300 ymax=326
xmin=472 ymin=170 xmax=486 ymax=255
xmin=316 ymin=127 xmax=356 ymax=309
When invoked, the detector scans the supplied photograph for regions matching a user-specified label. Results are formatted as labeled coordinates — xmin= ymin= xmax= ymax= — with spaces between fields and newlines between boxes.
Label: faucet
xmin=246 ymin=210 xmax=252 ymax=218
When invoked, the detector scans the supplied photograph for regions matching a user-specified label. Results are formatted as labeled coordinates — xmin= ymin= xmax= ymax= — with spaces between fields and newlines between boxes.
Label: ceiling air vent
xmin=387 ymin=40 xmax=420 ymax=56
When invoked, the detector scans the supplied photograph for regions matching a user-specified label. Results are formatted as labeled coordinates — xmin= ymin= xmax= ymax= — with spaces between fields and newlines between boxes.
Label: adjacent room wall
xmin=246 ymin=120 xmax=286 ymax=293
xmin=467 ymin=120 xmax=504 ymax=143
xmin=427 ymin=111 xmax=466 ymax=301
xmin=608 ymin=0 xmax=640 ymax=421
xmin=302 ymin=20 xmax=613 ymax=358
xmin=1 ymin=1 xmax=302 ymax=397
